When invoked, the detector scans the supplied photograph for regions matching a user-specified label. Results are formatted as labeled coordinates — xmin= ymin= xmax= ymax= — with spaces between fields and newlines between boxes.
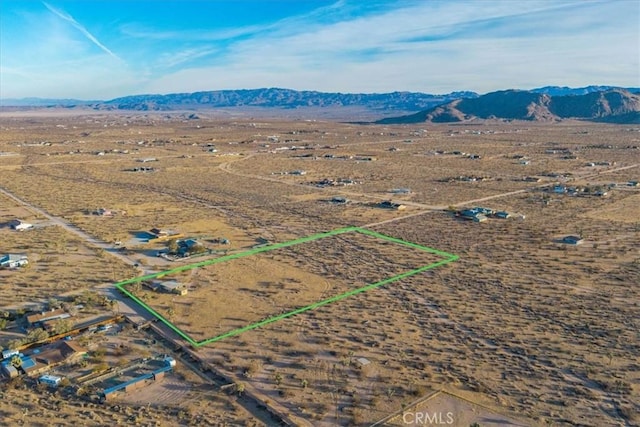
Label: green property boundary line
xmin=114 ymin=226 xmax=459 ymax=347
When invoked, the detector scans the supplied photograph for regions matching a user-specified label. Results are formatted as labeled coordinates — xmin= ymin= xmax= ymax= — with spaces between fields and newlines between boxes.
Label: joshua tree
xmin=26 ymin=327 xmax=49 ymax=343
xmin=110 ymin=299 xmax=119 ymax=314
xmin=274 ymin=372 xmax=283 ymax=387
xmin=54 ymin=319 xmax=72 ymax=335
xmin=10 ymin=354 xmax=22 ymax=369
xmin=235 ymin=382 xmax=245 ymax=396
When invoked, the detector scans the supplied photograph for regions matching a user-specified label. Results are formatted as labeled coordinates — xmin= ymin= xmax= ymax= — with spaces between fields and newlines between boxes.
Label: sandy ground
xmin=0 ymin=116 xmax=638 ymax=426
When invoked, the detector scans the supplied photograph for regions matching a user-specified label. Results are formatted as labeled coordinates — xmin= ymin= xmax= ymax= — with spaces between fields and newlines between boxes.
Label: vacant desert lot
xmin=127 ymin=230 xmax=447 ymax=342
xmin=0 ymin=113 xmax=638 ymax=426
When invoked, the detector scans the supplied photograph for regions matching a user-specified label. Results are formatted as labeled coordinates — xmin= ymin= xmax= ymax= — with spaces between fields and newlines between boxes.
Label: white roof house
xmin=9 ymin=220 xmax=33 ymax=231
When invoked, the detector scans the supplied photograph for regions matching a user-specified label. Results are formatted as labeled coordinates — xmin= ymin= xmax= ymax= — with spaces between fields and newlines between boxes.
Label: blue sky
xmin=1 ymin=0 xmax=638 ymax=100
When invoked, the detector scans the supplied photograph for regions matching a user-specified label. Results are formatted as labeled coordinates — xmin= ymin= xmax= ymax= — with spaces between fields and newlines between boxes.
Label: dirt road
xmin=0 ymin=186 xmax=141 ymax=269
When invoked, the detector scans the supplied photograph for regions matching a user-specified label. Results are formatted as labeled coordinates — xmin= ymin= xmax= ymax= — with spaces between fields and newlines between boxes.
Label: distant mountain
xmin=0 ymin=98 xmax=96 ymax=107
xmin=531 ymin=85 xmax=640 ymax=96
xmin=4 ymin=87 xmax=640 ymax=123
xmin=377 ymin=89 xmax=640 ymax=124
xmin=95 ymin=88 xmax=479 ymax=113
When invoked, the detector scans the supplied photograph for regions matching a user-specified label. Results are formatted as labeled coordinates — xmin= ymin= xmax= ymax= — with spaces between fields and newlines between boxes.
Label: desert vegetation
xmin=0 ymin=112 xmax=638 ymax=425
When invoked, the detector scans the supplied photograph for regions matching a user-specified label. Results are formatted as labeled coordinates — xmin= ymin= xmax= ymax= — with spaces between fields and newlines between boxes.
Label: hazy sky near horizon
xmin=1 ymin=0 xmax=638 ymax=100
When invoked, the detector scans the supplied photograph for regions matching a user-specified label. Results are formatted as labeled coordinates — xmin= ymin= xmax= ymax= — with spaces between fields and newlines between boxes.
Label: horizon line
xmin=1 ymin=84 xmax=639 ymax=103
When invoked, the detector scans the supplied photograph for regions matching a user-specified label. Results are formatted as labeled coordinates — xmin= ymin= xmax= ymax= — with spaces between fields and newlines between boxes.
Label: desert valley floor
xmin=0 ymin=110 xmax=638 ymax=427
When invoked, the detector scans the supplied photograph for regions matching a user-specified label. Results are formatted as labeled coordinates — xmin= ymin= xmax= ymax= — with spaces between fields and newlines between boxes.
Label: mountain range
xmin=376 ymin=88 xmax=640 ymax=124
xmin=2 ymin=86 xmax=639 ymax=123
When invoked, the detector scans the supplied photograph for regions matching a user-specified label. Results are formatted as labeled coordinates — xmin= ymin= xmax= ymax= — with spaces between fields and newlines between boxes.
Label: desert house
xmin=148 ymin=228 xmax=182 ymax=241
xmin=26 ymin=308 xmax=71 ymax=328
xmin=331 ymin=196 xmax=349 ymax=204
xmin=32 ymin=340 xmax=87 ymax=366
xmin=2 ymin=349 xmax=19 ymax=360
xmin=144 ymin=280 xmax=188 ymax=296
xmin=174 ymin=238 xmax=205 ymax=257
xmin=561 ymin=235 xmax=584 ymax=245
xmin=0 ymin=353 xmax=41 ymax=377
xmin=457 ymin=208 xmax=488 ymax=222
xmin=390 ymin=188 xmax=412 ymax=194
xmin=377 ymin=200 xmax=407 ymax=210
xmin=99 ymin=356 xmax=176 ymax=401
xmin=552 ymin=185 xmax=567 ymax=194
xmin=93 ymin=208 xmax=113 ymax=216
xmin=38 ymin=374 xmax=63 ymax=387
xmin=9 ymin=219 xmax=34 ymax=231
xmin=495 ymin=211 xmax=512 ymax=219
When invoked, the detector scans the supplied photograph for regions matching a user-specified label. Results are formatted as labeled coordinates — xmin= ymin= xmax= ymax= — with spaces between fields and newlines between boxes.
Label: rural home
xmin=552 ymin=185 xmax=567 ymax=194
xmin=331 ymin=196 xmax=349 ymax=204
xmin=378 ymin=200 xmax=407 ymax=210
xmin=174 ymin=238 xmax=205 ymax=256
xmin=149 ymin=228 xmax=182 ymax=240
xmin=457 ymin=209 xmax=488 ymax=222
xmin=26 ymin=308 xmax=71 ymax=328
xmin=0 ymin=254 xmax=29 ymax=269
xmin=38 ymin=374 xmax=63 ymax=387
xmin=353 ymin=155 xmax=377 ymax=161
xmin=158 ymin=281 xmax=188 ymax=295
xmin=561 ymin=235 xmax=584 ymax=245
xmin=99 ymin=357 xmax=176 ymax=401
xmin=32 ymin=340 xmax=87 ymax=366
xmin=0 ymin=354 xmax=42 ymax=377
xmin=390 ymin=188 xmax=412 ymax=194
xmin=126 ymin=166 xmax=155 ymax=172
xmin=2 ymin=349 xmax=19 ymax=360
xmin=93 ymin=208 xmax=113 ymax=216
xmin=144 ymin=280 xmax=188 ymax=296
xmin=9 ymin=219 xmax=34 ymax=231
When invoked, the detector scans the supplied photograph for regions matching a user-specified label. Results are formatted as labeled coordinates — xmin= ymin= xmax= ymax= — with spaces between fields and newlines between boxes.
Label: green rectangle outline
xmin=114 ymin=226 xmax=458 ymax=347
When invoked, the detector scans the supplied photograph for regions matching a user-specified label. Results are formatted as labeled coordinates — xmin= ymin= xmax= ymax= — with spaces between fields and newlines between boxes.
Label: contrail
xmin=43 ymin=1 xmax=122 ymax=61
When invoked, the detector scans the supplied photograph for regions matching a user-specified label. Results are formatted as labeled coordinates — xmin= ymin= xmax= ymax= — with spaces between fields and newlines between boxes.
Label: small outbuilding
xmin=0 ymin=254 xmax=29 ymax=269
xmin=38 ymin=374 xmax=63 ymax=387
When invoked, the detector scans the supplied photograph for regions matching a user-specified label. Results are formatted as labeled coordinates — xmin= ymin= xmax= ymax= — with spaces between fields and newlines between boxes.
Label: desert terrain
xmin=0 ymin=110 xmax=638 ymax=426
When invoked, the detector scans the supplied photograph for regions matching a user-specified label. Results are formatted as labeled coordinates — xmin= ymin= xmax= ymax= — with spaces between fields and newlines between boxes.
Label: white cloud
xmin=156 ymin=47 xmax=222 ymax=69
xmin=142 ymin=0 xmax=639 ymax=95
xmin=2 ymin=0 xmax=638 ymax=99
